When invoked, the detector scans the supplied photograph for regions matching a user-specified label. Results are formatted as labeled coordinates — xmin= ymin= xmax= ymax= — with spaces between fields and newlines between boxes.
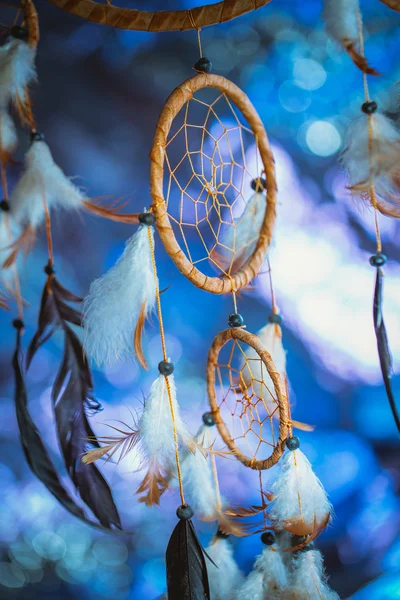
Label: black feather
xmin=166 ymin=519 xmax=210 ymax=600
xmin=13 ymin=329 xmax=92 ymax=525
xmin=373 ymin=268 xmax=400 ymax=433
xmin=26 ymin=276 xmax=122 ymax=529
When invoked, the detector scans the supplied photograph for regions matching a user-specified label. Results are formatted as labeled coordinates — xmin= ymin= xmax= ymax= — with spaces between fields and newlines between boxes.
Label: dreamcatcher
xmin=1 ymin=0 xmax=398 ymax=599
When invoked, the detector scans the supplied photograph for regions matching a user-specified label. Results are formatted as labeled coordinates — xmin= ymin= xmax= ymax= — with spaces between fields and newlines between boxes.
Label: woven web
xmin=215 ymin=338 xmax=281 ymax=461
xmin=164 ymin=89 xmax=264 ymax=278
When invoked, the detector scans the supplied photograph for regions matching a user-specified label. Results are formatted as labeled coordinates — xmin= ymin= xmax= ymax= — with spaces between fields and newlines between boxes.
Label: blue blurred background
xmin=0 ymin=0 xmax=399 ymax=598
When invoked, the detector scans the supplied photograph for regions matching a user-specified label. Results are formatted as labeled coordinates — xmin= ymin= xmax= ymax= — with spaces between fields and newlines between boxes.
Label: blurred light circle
xmin=92 ymin=539 xmax=128 ymax=566
xmin=305 ymin=121 xmax=341 ymax=156
xmin=0 ymin=562 xmax=26 ymax=588
xmin=278 ymin=81 xmax=311 ymax=113
xmin=293 ymin=58 xmax=326 ymax=90
xmin=32 ymin=531 xmax=66 ymax=560
xmin=9 ymin=541 xmax=42 ymax=570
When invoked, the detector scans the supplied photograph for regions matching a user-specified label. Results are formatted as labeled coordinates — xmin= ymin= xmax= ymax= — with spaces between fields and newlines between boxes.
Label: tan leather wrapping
xmin=379 ymin=0 xmax=400 ymax=11
xmin=207 ymin=328 xmax=289 ymax=470
xmin=150 ymin=73 xmax=276 ymax=294
xmin=44 ymin=0 xmax=272 ymax=32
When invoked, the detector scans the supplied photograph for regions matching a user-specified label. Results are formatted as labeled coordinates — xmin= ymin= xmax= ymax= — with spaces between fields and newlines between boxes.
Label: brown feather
xmin=3 ymin=225 xmax=35 ymax=268
xmin=134 ymin=302 xmax=148 ymax=370
xmin=345 ymin=42 xmax=380 ymax=76
xmin=83 ymin=200 xmax=139 ymax=224
xmin=136 ymin=465 xmax=170 ymax=507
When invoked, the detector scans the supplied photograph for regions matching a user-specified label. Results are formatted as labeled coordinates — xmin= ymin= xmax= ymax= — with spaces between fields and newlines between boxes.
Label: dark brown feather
xmin=166 ymin=519 xmax=210 ymax=600
xmin=373 ymin=268 xmax=400 ymax=432
xmin=26 ymin=276 xmax=122 ymax=529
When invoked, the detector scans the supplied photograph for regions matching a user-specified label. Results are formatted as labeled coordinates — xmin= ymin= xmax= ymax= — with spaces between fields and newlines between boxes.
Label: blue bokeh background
xmin=0 ymin=0 xmax=399 ymax=598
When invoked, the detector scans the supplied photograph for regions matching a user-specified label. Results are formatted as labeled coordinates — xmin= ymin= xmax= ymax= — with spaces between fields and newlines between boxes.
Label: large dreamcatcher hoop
xmin=207 ymin=327 xmax=290 ymax=470
xmin=44 ymin=0 xmax=271 ymax=32
xmin=150 ymin=73 xmax=276 ymax=294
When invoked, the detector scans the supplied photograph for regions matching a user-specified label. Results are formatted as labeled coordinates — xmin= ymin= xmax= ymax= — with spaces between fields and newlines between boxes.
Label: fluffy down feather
xmin=267 ymin=450 xmax=332 ymax=537
xmin=341 ymin=113 xmax=400 ymax=218
xmin=10 ymin=141 xmax=88 ymax=228
xmin=285 ymin=549 xmax=340 ymax=600
xmin=83 ymin=225 xmax=157 ymax=366
xmin=0 ymin=215 xmax=19 ymax=289
xmin=136 ymin=373 xmax=191 ymax=505
xmin=178 ymin=424 xmax=218 ymax=519
xmin=0 ymin=38 xmax=36 ymax=107
xmin=205 ymin=536 xmax=244 ymax=600
xmin=235 ymin=544 xmax=288 ymax=600
xmin=239 ymin=322 xmax=286 ymax=413
xmin=322 ymin=0 xmax=377 ymax=74
xmin=214 ymin=192 xmax=266 ymax=271
xmin=0 ymin=109 xmax=17 ymax=157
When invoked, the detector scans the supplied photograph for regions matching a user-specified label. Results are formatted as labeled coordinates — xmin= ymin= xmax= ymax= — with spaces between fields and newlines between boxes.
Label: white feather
xmin=0 ymin=216 xmax=18 ymax=288
xmin=240 ymin=323 xmax=286 ymax=414
xmin=342 ymin=113 xmax=400 ymax=188
xmin=235 ymin=545 xmax=288 ymax=600
xmin=0 ymin=38 xmax=36 ymax=107
xmin=0 ymin=109 xmax=17 ymax=156
xmin=178 ymin=424 xmax=218 ymax=519
xmin=268 ymin=449 xmax=332 ymax=534
xmin=83 ymin=224 xmax=157 ymax=365
xmin=10 ymin=141 xmax=88 ymax=228
xmin=139 ymin=373 xmax=190 ymax=466
xmin=286 ymin=549 xmax=340 ymax=600
xmin=216 ymin=192 xmax=265 ymax=269
xmin=206 ymin=536 xmax=244 ymax=600
xmin=323 ymin=0 xmax=360 ymax=49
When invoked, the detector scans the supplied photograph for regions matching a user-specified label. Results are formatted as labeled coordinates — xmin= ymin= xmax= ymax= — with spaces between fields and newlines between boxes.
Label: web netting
xmin=209 ymin=331 xmax=287 ymax=469
xmin=163 ymin=88 xmax=266 ymax=279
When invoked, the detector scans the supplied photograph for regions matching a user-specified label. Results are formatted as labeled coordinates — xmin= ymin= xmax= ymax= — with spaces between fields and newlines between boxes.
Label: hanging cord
xmin=188 ymin=10 xmax=203 ymax=58
xmin=356 ymin=10 xmax=382 ymax=253
xmin=147 ymin=225 xmax=186 ymax=506
xmin=0 ymin=161 xmax=23 ymax=319
xmin=267 ymin=256 xmax=278 ymax=316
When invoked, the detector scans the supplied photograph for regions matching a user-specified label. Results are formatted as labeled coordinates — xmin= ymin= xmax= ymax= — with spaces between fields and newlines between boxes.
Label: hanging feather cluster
xmin=166 ymin=509 xmax=210 ymax=600
xmin=83 ymin=222 xmax=157 ymax=368
xmin=284 ymin=547 xmax=340 ymax=600
xmin=213 ymin=187 xmax=266 ymax=272
xmin=83 ymin=371 xmax=192 ymax=507
xmin=0 ymin=31 xmax=37 ymax=159
xmin=205 ymin=534 xmax=244 ymax=600
xmin=10 ymin=137 xmax=88 ymax=228
xmin=235 ymin=534 xmax=288 ymax=600
xmin=26 ymin=273 xmax=121 ymax=530
xmin=267 ymin=444 xmax=331 ymax=542
xmin=322 ymin=0 xmax=378 ymax=75
xmin=341 ymin=111 xmax=400 ymax=218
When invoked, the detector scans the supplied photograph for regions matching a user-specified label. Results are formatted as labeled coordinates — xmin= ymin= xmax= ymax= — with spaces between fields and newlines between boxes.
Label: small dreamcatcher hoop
xmin=207 ymin=327 xmax=289 ymax=469
xmin=44 ymin=0 xmax=271 ymax=32
xmin=150 ymin=73 xmax=276 ymax=294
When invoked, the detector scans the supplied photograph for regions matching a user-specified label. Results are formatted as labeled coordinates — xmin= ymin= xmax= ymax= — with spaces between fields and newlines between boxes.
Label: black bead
xmin=176 ymin=504 xmax=194 ymax=520
xmin=10 ymin=26 xmax=28 ymax=41
xmin=261 ymin=531 xmax=275 ymax=546
xmin=193 ymin=57 xmax=212 ymax=74
xmin=268 ymin=313 xmax=282 ymax=325
xmin=369 ymin=253 xmax=387 ymax=267
xmin=44 ymin=263 xmax=55 ymax=275
xmin=286 ymin=436 xmax=300 ymax=451
xmin=251 ymin=177 xmax=267 ymax=192
xmin=228 ymin=313 xmax=244 ymax=328
xmin=216 ymin=529 xmax=230 ymax=539
xmin=202 ymin=412 xmax=215 ymax=427
xmin=139 ymin=212 xmax=156 ymax=226
xmin=12 ymin=318 xmax=24 ymax=331
xmin=361 ymin=101 xmax=378 ymax=115
xmin=30 ymin=131 xmax=45 ymax=143
xmin=0 ymin=200 xmax=9 ymax=212
xmin=158 ymin=360 xmax=174 ymax=376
